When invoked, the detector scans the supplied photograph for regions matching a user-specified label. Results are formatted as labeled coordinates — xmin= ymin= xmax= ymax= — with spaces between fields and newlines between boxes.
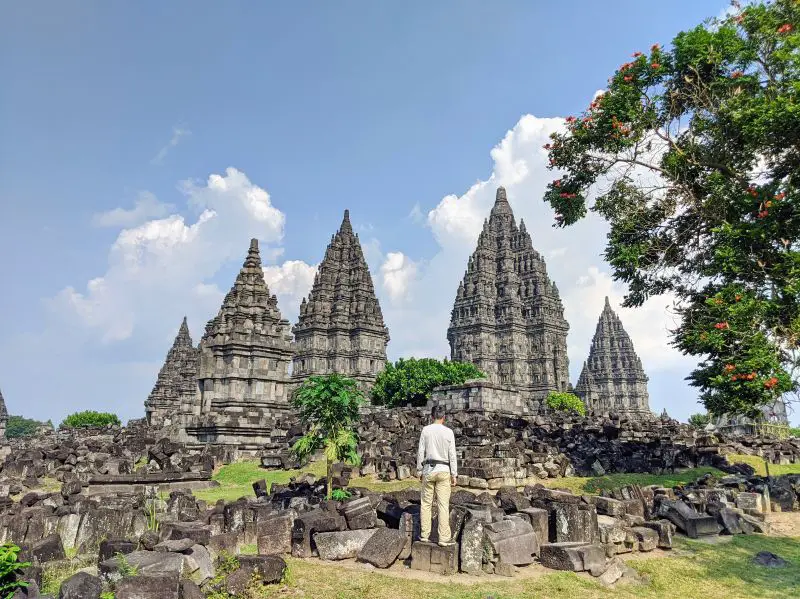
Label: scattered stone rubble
xmin=0 ymin=464 xmax=796 ymax=596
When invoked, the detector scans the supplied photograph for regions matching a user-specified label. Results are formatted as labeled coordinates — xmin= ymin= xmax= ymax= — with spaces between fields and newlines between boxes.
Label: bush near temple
xmin=371 ymin=358 xmax=485 ymax=407
xmin=59 ymin=410 xmax=121 ymax=429
xmin=546 ymin=391 xmax=587 ymax=416
xmin=543 ymin=0 xmax=800 ymax=419
xmin=5 ymin=415 xmax=42 ymax=439
xmin=689 ymin=413 xmax=711 ymax=428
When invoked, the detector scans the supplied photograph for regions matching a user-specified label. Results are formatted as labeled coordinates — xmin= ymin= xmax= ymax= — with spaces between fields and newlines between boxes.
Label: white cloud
xmin=151 ymin=126 xmax=191 ymax=165
xmin=262 ymin=260 xmax=318 ymax=325
xmin=50 ymin=167 xmax=286 ymax=343
xmin=380 ymin=252 xmax=419 ymax=304
xmin=92 ymin=191 xmax=174 ymax=228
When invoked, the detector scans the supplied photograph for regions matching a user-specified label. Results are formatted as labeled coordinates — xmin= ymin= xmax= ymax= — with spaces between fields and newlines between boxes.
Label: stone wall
xmin=429 ymin=379 xmax=531 ymax=415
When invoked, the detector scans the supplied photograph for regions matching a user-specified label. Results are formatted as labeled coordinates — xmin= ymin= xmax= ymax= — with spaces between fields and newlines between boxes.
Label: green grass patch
xmin=727 ymin=454 xmax=800 ymax=477
xmin=194 ymin=460 xmax=326 ymax=503
xmin=41 ymin=555 xmax=97 ymax=596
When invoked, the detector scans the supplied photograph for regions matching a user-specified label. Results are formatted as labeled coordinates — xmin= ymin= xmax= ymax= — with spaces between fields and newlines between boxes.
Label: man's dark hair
xmin=431 ymin=405 xmax=446 ymax=421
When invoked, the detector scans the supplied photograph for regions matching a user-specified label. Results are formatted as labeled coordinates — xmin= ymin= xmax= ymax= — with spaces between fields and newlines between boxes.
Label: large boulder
xmin=314 ymin=530 xmax=378 ymax=561
xmin=58 ymin=572 xmax=102 ymax=599
xmin=115 ymin=572 xmax=180 ymax=599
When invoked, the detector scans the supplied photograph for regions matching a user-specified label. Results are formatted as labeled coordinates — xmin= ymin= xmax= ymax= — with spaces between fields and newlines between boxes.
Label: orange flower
xmin=543 ymin=143 xmax=552 ymax=150
xmin=566 ymin=116 xmax=577 ymax=123
xmin=775 ymin=192 xmax=785 ymax=200
xmin=651 ymin=43 xmax=660 ymax=51
xmin=553 ymin=180 xmax=562 ymax=187
xmin=624 ymin=75 xmax=633 ymax=82
xmin=735 ymin=13 xmax=745 ymax=24
xmin=731 ymin=70 xmax=744 ymax=78
xmin=651 ymin=62 xmax=661 ymax=69
xmin=632 ymin=51 xmax=643 ymax=57
xmin=724 ymin=364 xmax=735 ymax=373
xmin=714 ymin=322 xmax=730 ymax=330
xmin=764 ymin=377 xmax=779 ymax=389
xmin=778 ymin=23 xmax=793 ymax=34
xmin=747 ymin=186 xmax=758 ymax=197
xmin=758 ymin=210 xmax=769 ymax=218
xmin=765 ymin=200 xmax=773 ymax=208
xmin=735 ymin=294 xmax=742 ymax=301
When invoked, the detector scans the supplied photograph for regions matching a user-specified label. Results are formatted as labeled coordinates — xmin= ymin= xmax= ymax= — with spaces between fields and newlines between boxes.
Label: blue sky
xmin=3 ymin=1 xmax=794 ymax=426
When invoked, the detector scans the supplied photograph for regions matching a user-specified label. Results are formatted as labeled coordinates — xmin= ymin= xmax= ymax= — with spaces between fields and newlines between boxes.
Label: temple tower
xmin=447 ymin=187 xmax=570 ymax=409
xmin=144 ymin=317 xmax=200 ymax=427
xmin=0 ymin=388 xmax=7 ymax=438
xmin=292 ymin=210 xmax=389 ymax=391
xmin=574 ymin=297 xmax=651 ymax=416
xmin=195 ymin=239 xmax=294 ymax=417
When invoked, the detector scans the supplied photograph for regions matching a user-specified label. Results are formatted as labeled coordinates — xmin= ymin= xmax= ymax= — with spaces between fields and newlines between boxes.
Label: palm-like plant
xmin=290 ymin=374 xmax=364 ymax=498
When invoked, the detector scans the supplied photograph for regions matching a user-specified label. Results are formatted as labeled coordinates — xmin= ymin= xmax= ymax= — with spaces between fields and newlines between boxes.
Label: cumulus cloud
xmin=380 ymin=252 xmax=419 ymax=304
xmin=50 ymin=167 xmax=287 ymax=344
xmin=375 ymin=113 xmax=696 ymax=417
xmin=92 ymin=192 xmax=175 ymax=228
xmin=151 ymin=126 xmax=191 ymax=165
xmin=262 ymin=260 xmax=318 ymax=325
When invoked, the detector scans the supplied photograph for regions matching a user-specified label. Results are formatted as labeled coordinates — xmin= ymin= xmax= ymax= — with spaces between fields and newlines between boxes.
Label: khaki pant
xmin=420 ymin=470 xmax=452 ymax=542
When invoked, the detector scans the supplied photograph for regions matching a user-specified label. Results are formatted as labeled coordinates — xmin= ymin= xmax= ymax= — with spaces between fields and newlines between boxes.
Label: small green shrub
xmin=546 ymin=391 xmax=586 ymax=416
xmin=689 ymin=413 xmax=711 ymax=428
xmin=0 ymin=543 xmax=31 ymax=597
xmin=60 ymin=411 xmax=121 ymax=429
xmin=371 ymin=358 xmax=485 ymax=407
xmin=114 ymin=552 xmax=138 ymax=578
xmin=5 ymin=415 xmax=41 ymax=439
xmin=789 ymin=427 xmax=800 ymax=438
xmin=330 ymin=489 xmax=351 ymax=501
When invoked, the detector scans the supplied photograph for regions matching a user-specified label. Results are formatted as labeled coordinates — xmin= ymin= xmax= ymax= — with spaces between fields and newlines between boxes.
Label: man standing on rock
xmin=416 ymin=405 xmax=457 ymax=546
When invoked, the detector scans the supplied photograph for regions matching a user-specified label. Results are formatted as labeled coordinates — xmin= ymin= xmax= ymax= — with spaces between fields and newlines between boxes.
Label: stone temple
xmin=0 ymin=388 xmax=7 ymax=439
xmin=444 ymin=187 xmax=570 ymax=412
xmin=144 ymin=317 xmax=199 ymax=428
xmin=183 ymin=239 xmax=295 ymax=446
xmin=574 ymin=297 xmax=651 ymax=416
xmin=292 ymin=210 xmax=389 ymax=391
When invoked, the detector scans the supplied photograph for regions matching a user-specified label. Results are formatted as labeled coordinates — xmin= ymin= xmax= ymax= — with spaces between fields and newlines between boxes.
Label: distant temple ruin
xmin=292 ymin=210 xmax=389 ymax=390
xmin=0 ymin=389 xmax=7 ymax=439
xmin=574 ymin=297 xmax=651 ymax=416
xmin=441 ymin=187 xmax=571 ymax=413
xmin=144 ymin=197 xmax=657 ymax=445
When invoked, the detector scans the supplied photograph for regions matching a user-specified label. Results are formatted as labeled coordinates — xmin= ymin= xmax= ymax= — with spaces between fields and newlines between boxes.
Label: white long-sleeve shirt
xmin=416 ymin=422 xmax=458 ymax=477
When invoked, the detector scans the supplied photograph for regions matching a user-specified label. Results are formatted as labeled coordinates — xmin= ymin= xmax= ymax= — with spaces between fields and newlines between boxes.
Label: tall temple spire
xmin=0 ymin=388 xmax=6 ymax=438
xmin=196 ymin=237 xmax=294 ymax=415
xmin=293 ymin=209 xmax=389 ymax=391
xmin=448 ymin=186 xmax=570 ymax=411
xmin=574 ymin=298 xmax=651 ymax=417
xmin=144 ymin=316 xmax=199 ymax=427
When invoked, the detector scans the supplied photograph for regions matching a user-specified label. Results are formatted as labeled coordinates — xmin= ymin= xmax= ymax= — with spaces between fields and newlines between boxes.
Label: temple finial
xmin=340 ymin=209 xmax=353 ymax=234
xmin=496 ymin=186 xmax=508 ymax=202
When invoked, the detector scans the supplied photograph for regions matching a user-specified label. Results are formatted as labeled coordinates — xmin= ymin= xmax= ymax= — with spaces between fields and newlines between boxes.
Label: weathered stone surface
xmin=574 ymin=298 xmax=651 ymax=417
xmin=539 ymin=542 xmax=588 ymax=571
xmin=356 ymin=528 xmax=406 ymax=568
xmin=549 ymin=502 xmax=597 ymax=543
xmin=314 ymin=529 xmax=378 ymax=560
xmin=179 ymin=580 xmax=204 ymax=599
xmin=593 ymin=496 xmax=627 ymax=517
xmin=641 ymin=519 xmax=674 ymax=549
xmin=459 ymin=515 xmax=485 ymax=575
xmin=752 ymin=551 xmax=789 ymax=568
xmin=58 ymin=572 xmax=102 ymax=599
xmin=154 ymin=539 xmax=194 ymax=553
xmin=98 ymin=539 xmax=136 ymax=564
xmin=658 ymin=499 xmax=721 ymax=538
xmin=579 ymin=544 xmax=609 ymax=576
xmin=597 ymin=515 xmax=628 ymax=545
xmin=484 ymin=518 xmax=539 ymax=565
xmin=115 ymin=572 xmax=180 ymax=599
xmin=410 ymin=541 xmax=457 ymax=575
xmin=226 ymin=555 xmax=286 ymax=593
xmin=99 ymin=551 xmax=185 ymax=580
xmin=735 ymin=492 xmax=763 ymax=513
xmin=30 ymin=533 xmax=65 ymax=563
xmin=341 ymin=497 xmax=377 ymax=530
xmin=519 ymin=507 xmax=549 ymax=544
xmin=291 ymin=510 xmax=344 ymax=558
xmin=292 ymin=210 xmax=389 ymax=391
xmin=256 ymin=510 xmax=295 ymax=555
xmin=631 ymin=527 xmax=658 ymax=551
xmin=183 ymin=545 xmax=214 ymax=583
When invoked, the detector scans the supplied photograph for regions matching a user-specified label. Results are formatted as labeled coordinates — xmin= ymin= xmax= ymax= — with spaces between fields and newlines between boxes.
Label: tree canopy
xmin=59 ymin=410 xmax=121 ymax=429
xmin=546 ymin=391 xmax=587 ymax=416
xmin=5 ymin=416 xmax=41 ymax=439
xmin=544 ymin=0 xmax=800 ymax=418
xmin=371 ymin=358 xmax=486 ymax=408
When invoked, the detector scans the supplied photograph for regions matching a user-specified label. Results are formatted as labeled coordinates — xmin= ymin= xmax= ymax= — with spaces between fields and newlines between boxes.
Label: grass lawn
xmin=194 ymin=461 xmax=738 ymax=503
xmin=253 ymin=534 xmax=800 ymax=599
xmin=727 ymin=454 xmax=800 ymax=477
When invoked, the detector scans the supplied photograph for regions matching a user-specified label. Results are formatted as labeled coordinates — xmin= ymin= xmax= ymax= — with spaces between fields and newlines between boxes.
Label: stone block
xmin=549 ymin=502 xmax=598 ymax=543
xmin=658 ymin=499 xmax=721 ymax=538
xmin=291 ymin=510 xmax=344 ymax=558
xmin=517 ymin=507 xmax=548 ymax=541
xmin=341 ymin=497 xmax=377 ymax=530
xmin=356 ymin=528 xmax=406 ymax=568
xmin=115 ymin=572 xmax=180 ymax=599
xmin=459 ymin=517 xmax=485 ymax=575
xmin=165 ymin=523 xmax=211 ymax=546
xmin=225 ymin=555 xmax=286 ymax=595
xmin=578 ymin=544 xmax=608 ymax=576
xmin=593 ymin=496 xmax=626 ymax=517
xmin=256 ymin=511 xmax=295 ymax=555
xmin=99 ymin=539 xmax=137 ymax=564
xmin=314 ymin=529 xmax=378 ymax=560
xmin=735 ymin=492 xmax=763 ymax=513
xmin=539 ymin=542 xmax=587 ymax=571
xmin=410 ymin=541 xmax=457 ymax=575
xmin=597 ymin=515 xmax=628 ymax=545
xmin=58 ymin=572 xmax=102 ymax=599
xmin=631 ymin=527 xmax=658 ymax=551
xmin=99 ymin=551 xmax=186 ymax=581
xmin=484 ymin=518 xmax=538 ymax=565
xmin=640 ymin=520 xmax=674 ymax=549
xmin=30 ymin=533 xmax=65 ymax=564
